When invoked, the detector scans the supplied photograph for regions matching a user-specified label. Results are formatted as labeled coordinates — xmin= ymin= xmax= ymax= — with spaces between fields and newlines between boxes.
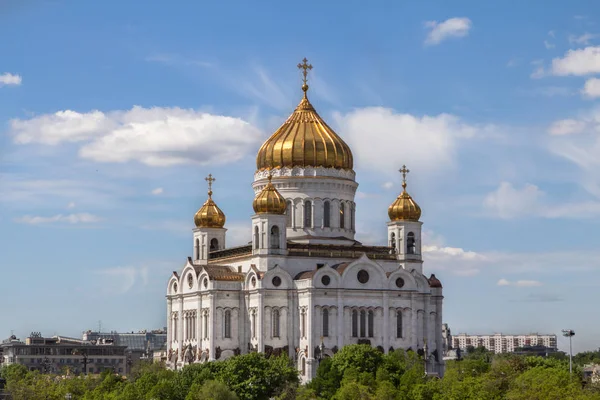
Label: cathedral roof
xmin=203 ymin=265 xmax=244 ymax=282
xmin=388 ymin=165 xmax=421 ymax=222
xmin=255 ymin=58 xmax=353 ymax=172
xmin=252 ymin=175 xmax=287 ymax=214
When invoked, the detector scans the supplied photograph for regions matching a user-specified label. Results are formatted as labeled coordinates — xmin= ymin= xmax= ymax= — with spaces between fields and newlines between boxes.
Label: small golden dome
xmin=256 ymin=58 xmax=353 ymax=172
xmin=388 ymin=165 xmax=421 ymax=222
xmin=253 ymin=175 xmax=287 ymax=215
xmin=194 ymin=174 xmax=226 ymax=228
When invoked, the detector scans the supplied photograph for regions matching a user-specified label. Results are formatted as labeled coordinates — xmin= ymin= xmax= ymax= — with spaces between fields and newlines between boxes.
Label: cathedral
xmin=166 ymin=59 xmax=444 ymax=381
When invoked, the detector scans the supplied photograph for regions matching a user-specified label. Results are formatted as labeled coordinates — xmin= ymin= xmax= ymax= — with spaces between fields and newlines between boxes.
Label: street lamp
xmin=42 ymin=356 xmax=51 ymax=374
xmin=73 ymin=349 xmax=89 ymax=375
xmin=316 ymin=337 xmax=325 ymax=365
xmin=562 ymin=329 xmax=575 ymax=376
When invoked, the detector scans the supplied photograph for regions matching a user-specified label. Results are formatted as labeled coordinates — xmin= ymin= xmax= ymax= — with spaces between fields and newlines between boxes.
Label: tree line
xmin=1 ymin=345 xmax=600 ymax=399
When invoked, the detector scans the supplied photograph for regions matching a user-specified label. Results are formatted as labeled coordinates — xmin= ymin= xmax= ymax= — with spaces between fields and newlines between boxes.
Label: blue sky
xmin=1 ymin=0 xmax=600 ymax=353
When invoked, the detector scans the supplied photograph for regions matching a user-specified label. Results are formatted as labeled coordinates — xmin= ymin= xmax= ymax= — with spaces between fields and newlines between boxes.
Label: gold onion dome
xmin=194 ymin=174 xmax=226 ymax=228
xmin=253 ymin=175 xmax=287 ymax=214
xmin=256 ymin=58 xmax=353 ymax=171
xmin=388 ymin=165 xmax=422 ymax=222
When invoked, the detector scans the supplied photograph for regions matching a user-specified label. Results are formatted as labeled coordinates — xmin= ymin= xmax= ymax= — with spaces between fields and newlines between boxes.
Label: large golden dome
xmin=256 ymin=59 xmax=353 ymax=171
xmin=194 ymin=174 xmax=226 ymax=228
xmin=388 ymin=165 xmax=421 ymax=222
xmin=253 ymin=175 xmax=287 ymax=214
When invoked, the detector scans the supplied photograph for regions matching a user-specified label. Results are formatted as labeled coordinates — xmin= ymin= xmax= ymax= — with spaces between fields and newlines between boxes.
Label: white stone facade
xmin=166 ymin=165 xmax=445 ymax=381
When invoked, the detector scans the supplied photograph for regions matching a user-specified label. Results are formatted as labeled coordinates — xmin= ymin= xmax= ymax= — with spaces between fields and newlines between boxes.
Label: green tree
xmin=506 ymin=366 xmax=583 ymax=400
xmin=186 ymin=380 xmax=238 ymax=400
xmin=330 ymin=345 xmax=384 ymax=377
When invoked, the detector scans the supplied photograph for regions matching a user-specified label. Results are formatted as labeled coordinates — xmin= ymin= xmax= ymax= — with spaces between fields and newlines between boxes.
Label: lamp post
xmin=73 ymin=349 xmax=89 ymax=375
xmin=42 ymin=356 xmax=51 ymax=374
xmin=562 ymin=329 xmax=575 ymax=376
xmin=316 ymin=337 xmax=325 ymax=365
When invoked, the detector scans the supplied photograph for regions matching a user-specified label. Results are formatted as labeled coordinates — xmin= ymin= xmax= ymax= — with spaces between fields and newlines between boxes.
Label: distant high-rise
xmin=452 ymin=333 xmax=557 ymax=354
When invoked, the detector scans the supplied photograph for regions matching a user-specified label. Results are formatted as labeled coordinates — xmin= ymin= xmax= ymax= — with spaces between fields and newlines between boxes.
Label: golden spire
xmin=388 ymin=165 xmax=422 ymax=222
xmin=253 ymin=174 xmax=287 ymax=215
xmin=297 ymin=57 xmax=313 ymax=96
xmin=194 ymin=173 xmax=226 ymax=228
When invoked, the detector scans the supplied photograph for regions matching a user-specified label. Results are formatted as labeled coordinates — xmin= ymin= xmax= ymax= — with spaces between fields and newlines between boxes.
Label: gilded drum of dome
xmin=256 ymin=59 xmax=353 ymax=171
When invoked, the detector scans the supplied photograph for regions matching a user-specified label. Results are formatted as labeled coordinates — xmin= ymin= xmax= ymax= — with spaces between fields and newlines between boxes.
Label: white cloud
xmin=507 ymin=58 xmax=519 ymax=67
xmin=151 ymin=187 xmax=164 ymax=195
xmin=67 ymin=202 xmax=76 ymax=209
xmin=382 ymin=182 xmax=394 ymax=190
xmin=548 ymin=118 xmax=587 ymax=135
xmin=483 ymin=182 xmax=544 ymax=219
xmin=424 ymin=17 xmax=472 ymax=45
xmin=483 ymin=181 xmax=600 ymax=219
xmin=10 ymin=106 xmax=263 ymax=167
xmin=15 ymin=213 xmax=101 ymax=225
xmin=544 ymin=40 xmax=555 ymax=49
xmin=0 ymin=72 xmax=22 ymax=86
xmin=497 ymin=278 xmax=543 ymax=287
xmin=582 ymin=78 xmax=600 ymax=98
xmin=548 ymin=30 xmax=555 ymax=38
xmin=335 ymin=108 xmax=478 ymax=177
xmin=569 ymin=33 xmax=598 ymax=45
xmin=551 ymin=46 xmax=600 ymax=76
xmin=94 ymin=266 xmax=149 ymax=294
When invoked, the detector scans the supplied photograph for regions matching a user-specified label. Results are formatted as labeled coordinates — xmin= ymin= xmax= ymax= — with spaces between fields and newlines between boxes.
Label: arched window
xmin=407 ymin=232 xmax=416 ymax=254
xmin=286 ymin=201 xmax=293 ymax=227
xmin=272 ymin=309 xmax=280 ymax=338
xmin=351 ymin=204 xmax=355 ymax=231
xmin=304 ymin=200 xmax=312 ymax=228
xmin=390 ymin=233 xmax=396 ymax=253
xmin=368 ymin=311 xmax=374 ymax=338
xmin=224 ymin=310 xmax=231 ymax=339
xmin=339 ymin=203 xmax=345 ymax=229
xmin=210 ymin=238 xmax=219 ymax=252
xmin=252 ymin=310 xmax=257 ymax=339
xmin=396 ymin=310 xmax=403 ymax=338
xmin=360 ymin=310 xmax=366 ymax=338
xmin=270 ymin=226 xmax=280 ymax=249
xmin=323 ymin=201 xmax=330 ymax=228
xmin=351 ymin=310 xmax=358 ymax=337
xmin=254 ymin=226 xmax=260 ymax=250
xmin=322 ymin=308 xmax=329 ymax=337
xmin=195 ymin=238 xmax=200 ymax=260
xmin=301 ymin=357 xmax=306 ymax=375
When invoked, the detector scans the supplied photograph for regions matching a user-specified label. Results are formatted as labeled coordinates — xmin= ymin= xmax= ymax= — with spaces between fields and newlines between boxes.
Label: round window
xmin=188 ymin=274 xmax=193 ymax=288
xmin=251 ymin=276 xmax=257 ymax=287
xmin=272 ymin=276 xmax=282 ymax=287
xmin=203 ymin=278 xmax=208 ymax=288
xmin=395 ymin=277 xmax=405 ymax=288
xmin=173 ymin=282 xmax=178 ymax=293
xmin=357 ymin=270 xmax=369 ymax=284
xmin=321 ymin=275 xmax=331 ymax=286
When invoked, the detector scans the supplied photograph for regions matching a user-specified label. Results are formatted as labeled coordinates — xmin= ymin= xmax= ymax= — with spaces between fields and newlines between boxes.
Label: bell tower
xmin=192 ymin=174 xmax=227 ymax=265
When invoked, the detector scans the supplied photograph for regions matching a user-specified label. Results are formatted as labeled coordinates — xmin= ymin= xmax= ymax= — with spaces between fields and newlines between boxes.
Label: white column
xmin=209 ymin=294 xmax=216 ymax=360
xmin=167 ymin=298 xmax=173 ymax=347
xmin=383 ymin=293 xmax=389 ymax=352
xmin=258 ymin=291 xmax=264 ymax=352
xmin=178 ymin=299 xmax=184 ymax=358
xmin=307 ymin=291 xmax=315 ymax=379
xmin=337 ymin=292 xmax=344 ymax=349
xmin=411 ymin=300 xmax=417 ymax=349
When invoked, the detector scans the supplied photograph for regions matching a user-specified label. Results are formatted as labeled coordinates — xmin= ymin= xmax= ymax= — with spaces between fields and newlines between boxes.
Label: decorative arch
xmin=210 ymin=238 xmax=219 ymax=251
xmin=270 ymin=225 xmax=280 ymax=249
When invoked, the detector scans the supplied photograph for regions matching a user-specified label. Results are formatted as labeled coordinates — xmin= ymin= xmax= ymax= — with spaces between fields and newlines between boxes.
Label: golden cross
xmin=297 ymin=57 xmax=313 ymax=85
xmin=399 ymin=165 xmax=410 ymax=186
xmin=205 ymin=174 xmax=216 ymax=195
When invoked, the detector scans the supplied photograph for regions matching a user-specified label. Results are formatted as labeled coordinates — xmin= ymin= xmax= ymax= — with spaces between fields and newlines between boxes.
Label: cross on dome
xmin=297 ymin=57 xmax=313 ymax=93
xmin=399 ymin=165 xmax=410 ymax=188
xmin=205 ymin=174 xmax=216 ymax=196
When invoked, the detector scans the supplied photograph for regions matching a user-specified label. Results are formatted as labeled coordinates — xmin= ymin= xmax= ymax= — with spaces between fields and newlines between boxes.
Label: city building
xmin=82 ymin=329 xmax=167 ymax=366
xmin=0 ymin=333 xmax=127 ymax=374
xmin=452 ymin=333 xmax=557 ymax=354
xmin=165 ymin=58 xmax=445 ymax=381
